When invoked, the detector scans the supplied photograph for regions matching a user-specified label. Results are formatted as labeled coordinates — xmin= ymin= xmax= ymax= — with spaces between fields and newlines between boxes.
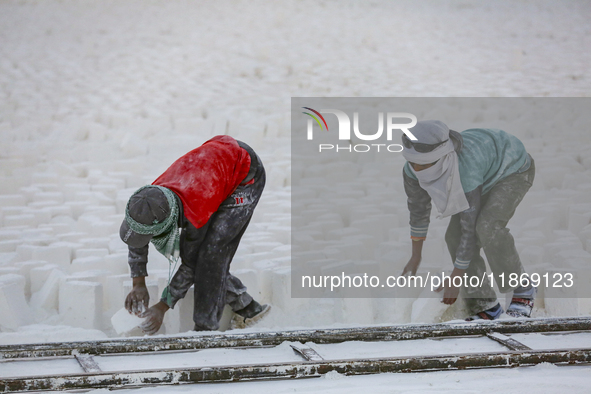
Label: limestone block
xmin=70 ymin=256 xmax=104 ymax=273
xmin=0 ymin=229 xmax=20 ymax=241
xmin=116 ymin=189 xmax=134 ymax=215
xmin=75 ymin=248 xmax=109 ymax=259
xmin=0 ymin=274 xmax=34 ymax=331
xmin=30 ymin=264 xmax=61 ymax=294
xmin=77 ymin=216 xmax=118 ymax=238
xmin=0 ymin=253 xmax=18 ymax=266
xmin=544 ymin=297 xmax=591 ymax=317
xmin=270 ymin=244 xmax=291 ymax=259
xmin=372 ymin=290 xmax=414 ymax=324
xmin=1 ymin=208 xmax=26 ymax=226
xmin=47 ymin=205 xmax=73 ymax=218
xmin=333 ymin=298 xmax=374 ymax=325
xmin=27 ymin=208 xmax=52 ymax=227
xmin=110 ymin=307 xmax=145 ymax=336
xmin=176 ymin=286 xmax=195 ymax=333
xmin=64 ymin=270 xmax=111 ymax=314
xmin=15 ymin=261 xmax=46 ymax=298
xmin=62 ymin=183 xmax=90 ymax=199
xmin=232 ymin=269 xmax=260 ymax=301
xmin=411 ymin=287 xmax=449 ymax=323
xmin=262 ymin=225 xmax=290 ymax=245
xmin=297 ymin=298 xmax=338 ymax=327
xmin=0 ymin=240 xmax=20 ymax=253
xmin=30 ymin=269 xmax=67 ymax=311
xmin=31 ymin=244 xmax=72 ymax=268
xmin=64 ymin=202 xmax=87 ymax=218
xmin=270 ymin=267 xmax=301 ymax=311
xmin=16 ymin=244 xmax=41 ymax=261
xmin=157 ymin=278 xmax=193 ymax=335
xmin=543 ymin=269 xmax=591 ymax=316
xmin=4 ymin=214 xmax=37 ymax=227
xmin=217 ymin=305 xmax=234 ymax=332
xmin=104 ymin=274 xmax=131 ymax=313
xmin=59 ymin=280 xmax=103 ymax=329
xmin=0 ymin=267 xmax=19 ymax=275
xmin=91 ymin=184 xmax=118 ymax=199
xmin=80 ymin=238 xmax=110 ymax=249
xmin=108 ymin=234 xmax=128 ymax=254
xmin=0 ymin=195 xmax=26 ymax=207
xmin=56 ymin=232 xmax=87 ymax=244
xmin=520 ymin=246 xmax=545 ymax=269
xmin=31 ymin=173 xmax=59 ymax=184
xmin=342 ymin=234 xmax=380 ymax=256
xmin=252 ymin=260 xmax=281 ymax=304
xmin=32 ymin=192 xmax=64 ymax=204
xmin=376 ymin=241 xmax=406 ymax=264
xmin=103 ymin=253 xmax=130 ymax=276
xmin=568 ymin=204 xmax=591 ymax=236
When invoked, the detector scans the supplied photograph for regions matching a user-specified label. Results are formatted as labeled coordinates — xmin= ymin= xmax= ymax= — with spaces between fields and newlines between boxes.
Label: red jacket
xmin=152 ymin=135 xmax=251 ymax=228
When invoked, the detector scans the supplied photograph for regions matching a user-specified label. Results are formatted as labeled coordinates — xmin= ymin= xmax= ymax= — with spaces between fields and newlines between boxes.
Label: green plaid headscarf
xmin=125 ymin=185 xmax=180 ymax=263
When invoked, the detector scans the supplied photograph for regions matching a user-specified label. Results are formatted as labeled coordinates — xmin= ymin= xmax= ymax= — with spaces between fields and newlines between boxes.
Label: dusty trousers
xmin=163 ymin=146 xmax=266 ymax=330
xmin=445 ymin=157 xmax=535 ymax=315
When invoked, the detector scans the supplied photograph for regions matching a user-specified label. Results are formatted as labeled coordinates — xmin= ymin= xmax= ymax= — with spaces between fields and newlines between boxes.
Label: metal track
xmin=1 ymin=348 xmax=590 ymax=392
xmin=2 ymin=316 xmax=590 ymax=359
xmin=1 ymin=317 xmax=590 ymax=392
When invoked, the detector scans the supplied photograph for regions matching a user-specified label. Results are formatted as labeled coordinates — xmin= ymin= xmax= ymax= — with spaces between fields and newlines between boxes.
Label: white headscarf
xmin=402 ymin=120 xmax=469 ymax=218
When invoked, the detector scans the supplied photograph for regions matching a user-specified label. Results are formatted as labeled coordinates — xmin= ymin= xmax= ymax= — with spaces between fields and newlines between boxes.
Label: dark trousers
xmin=445 ymin=158 xmax=535 ymax=315
xmin=164 ymin=148 xmax=266 ymax=330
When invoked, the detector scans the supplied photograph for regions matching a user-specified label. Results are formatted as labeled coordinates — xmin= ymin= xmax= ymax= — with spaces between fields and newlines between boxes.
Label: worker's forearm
xmin=161 ymin=264 xmax=195 ymax=309
xmin=128 ymin=245 xmax=149 ymax=278
xmin=451 ymin=266 xmax=466 ymax=278
xmin=132 ymin=276 xmax=146 ymax=287
xmin=154 ymin=300 xmax=170 ymax=312
xmin=411 ymin=238 xmax=424 ymax=257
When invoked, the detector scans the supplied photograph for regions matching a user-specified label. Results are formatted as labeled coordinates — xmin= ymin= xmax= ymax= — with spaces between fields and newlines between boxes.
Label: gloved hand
xmin=140 ymin=301 xmax=170 ymax=335
xmin=125 ymin=277 xmax=150 ymax=316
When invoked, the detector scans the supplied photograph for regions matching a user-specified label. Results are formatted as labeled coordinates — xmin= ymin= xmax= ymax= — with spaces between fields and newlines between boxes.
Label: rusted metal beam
xmin=1 ymin=348 xmax=590 ymax=392
xmin=486 ymin=332 xmax=531 ymax=351
xmin=73 ymin=353 xmax=102 ymax=373
xmin=1 ymin=316 xmax=590 ymax=359
xmin=290 ymin=343 xmax=324 ymax=361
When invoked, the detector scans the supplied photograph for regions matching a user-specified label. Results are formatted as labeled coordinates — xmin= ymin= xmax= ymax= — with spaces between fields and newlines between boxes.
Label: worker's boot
xmin=230 ymin=300 xmax=271 ymax=329
xmin=506 ymin=285 xmax=536 ymax=318
xmin=465 ymin=302 xmax=503 ymax=321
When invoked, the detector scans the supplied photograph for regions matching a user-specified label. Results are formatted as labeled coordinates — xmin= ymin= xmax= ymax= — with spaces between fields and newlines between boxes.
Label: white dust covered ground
xmin=1 ymin=0 xmax=591 ymax=391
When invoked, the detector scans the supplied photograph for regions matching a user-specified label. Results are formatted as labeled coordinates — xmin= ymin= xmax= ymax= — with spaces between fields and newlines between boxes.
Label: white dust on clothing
xmin=0 ymin=4 xmax=590 ymax=391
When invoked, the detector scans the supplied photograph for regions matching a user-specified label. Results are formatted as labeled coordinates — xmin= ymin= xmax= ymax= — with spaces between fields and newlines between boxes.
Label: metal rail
xmin=1 ymin=347 xmax=590 ymax=392
xmin=2 ymin=316 xmax=590 ymax=359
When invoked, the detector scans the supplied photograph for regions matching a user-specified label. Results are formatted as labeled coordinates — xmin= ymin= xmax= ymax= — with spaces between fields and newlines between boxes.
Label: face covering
xmin=402 ymin=120 xmax=469 ymax=218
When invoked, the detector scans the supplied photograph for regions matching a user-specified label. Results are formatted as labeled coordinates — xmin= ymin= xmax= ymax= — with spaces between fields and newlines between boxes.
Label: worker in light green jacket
xmin=401 ymin=120 xmax=536 ymax=320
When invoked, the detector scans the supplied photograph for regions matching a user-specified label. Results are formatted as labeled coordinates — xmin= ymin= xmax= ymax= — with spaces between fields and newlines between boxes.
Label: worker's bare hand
xmin=402 ymin=255 xmax=421 ymax=276
xmin=125 ymin=285 xmax=150 ymax=316
xmin=435 ymin=267 xmax=465 ymax=305
xmin=140 ymin=301 xmax=169 ymax=335
xmin=435 ymin=283 xmax=461 ymax=305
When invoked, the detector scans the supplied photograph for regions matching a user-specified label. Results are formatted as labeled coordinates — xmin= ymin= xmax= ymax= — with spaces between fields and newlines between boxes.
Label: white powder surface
xmin=95 ymin=342 xmax=303 ymax=372
xmin=0 ymin=0 xmax=590 ymax=391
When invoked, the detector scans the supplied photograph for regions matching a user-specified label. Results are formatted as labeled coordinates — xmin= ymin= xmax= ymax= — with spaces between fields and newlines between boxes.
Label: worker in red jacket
xmin=120 ymin=135 xmax=270 ymax=334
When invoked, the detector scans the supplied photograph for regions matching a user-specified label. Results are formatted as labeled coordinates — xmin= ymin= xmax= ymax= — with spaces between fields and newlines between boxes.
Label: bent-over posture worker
xmin=120 ymin=135 xmax=270 ymax=334
xmin=401 ymin=120 xmax=536 ymax=320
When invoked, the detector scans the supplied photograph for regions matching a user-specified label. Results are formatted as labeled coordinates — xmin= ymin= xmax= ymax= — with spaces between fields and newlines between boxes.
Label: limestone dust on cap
xmin=119 ymin=187 xmax=171 ymax=248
